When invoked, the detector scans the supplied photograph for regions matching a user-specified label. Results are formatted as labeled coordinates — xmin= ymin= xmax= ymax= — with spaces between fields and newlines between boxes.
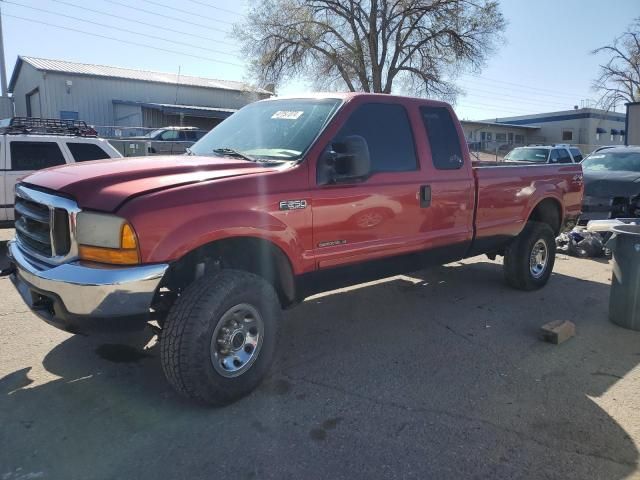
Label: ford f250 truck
xmin=2 ymin=93 xmax=584 ymax=405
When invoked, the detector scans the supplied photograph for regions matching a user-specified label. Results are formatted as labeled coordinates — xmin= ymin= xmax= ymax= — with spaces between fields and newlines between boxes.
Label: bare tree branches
xmin=234 ymin=0 xmax=505 ymax=100
xmin=592 ymin=18 xmax=640 ymax=110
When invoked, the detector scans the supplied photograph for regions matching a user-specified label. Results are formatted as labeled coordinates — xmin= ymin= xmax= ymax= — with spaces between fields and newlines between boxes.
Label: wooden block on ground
xmin=541 ymin=320 xmax=576 ymax=344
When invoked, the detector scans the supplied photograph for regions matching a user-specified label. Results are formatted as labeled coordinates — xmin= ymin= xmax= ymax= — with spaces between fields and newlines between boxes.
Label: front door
xmin=311 ymin=101 xmax=430 ymax=269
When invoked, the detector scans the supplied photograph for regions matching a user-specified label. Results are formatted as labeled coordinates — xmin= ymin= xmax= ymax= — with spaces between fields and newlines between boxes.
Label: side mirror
xmin=317 ymin=135 xmax=371 ymax=185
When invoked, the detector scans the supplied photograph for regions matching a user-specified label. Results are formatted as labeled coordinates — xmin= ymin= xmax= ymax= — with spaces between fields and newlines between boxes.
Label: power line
xmin=51 ymin=0 xmax=237 ymax=47
xmin=4 ymin=1 xmax=239 ymax=57
xmin=3 ymin=13 xmax=244 ymax=68
xmin=184 ymin=0 xmax=244 ymax=16
xmin=460 ymin=89 xmax=575 ymax=109
xmin=139 ymin=0 xmax=236 ymax=25
xmin=102 ymin=0 xmax=232 ymax=35
xmin=460 ymin=73 xmax=585 ymax=100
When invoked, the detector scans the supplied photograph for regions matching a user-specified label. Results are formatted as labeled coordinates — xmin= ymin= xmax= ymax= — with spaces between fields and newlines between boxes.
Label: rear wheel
xmin=160 ymin=270 xmax=280 ymax=405
xmin=504 ymin=221 xmax=556 ymax=291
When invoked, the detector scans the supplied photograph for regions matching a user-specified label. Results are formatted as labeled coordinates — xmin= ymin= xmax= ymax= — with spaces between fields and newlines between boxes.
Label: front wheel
xmin=503 ymin=221 xmax=556 ymax=291
xmin=160 ymin=270 xmax=280 ymax=405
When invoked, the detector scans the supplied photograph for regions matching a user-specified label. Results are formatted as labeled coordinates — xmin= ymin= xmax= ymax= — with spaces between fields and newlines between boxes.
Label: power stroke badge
xmin=279 ymin=199 xmax=307 ymax=211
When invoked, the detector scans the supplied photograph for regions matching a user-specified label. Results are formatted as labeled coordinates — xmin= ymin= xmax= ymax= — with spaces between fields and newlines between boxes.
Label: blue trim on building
xmin=497 ymin=111 xmax=626 ymax=125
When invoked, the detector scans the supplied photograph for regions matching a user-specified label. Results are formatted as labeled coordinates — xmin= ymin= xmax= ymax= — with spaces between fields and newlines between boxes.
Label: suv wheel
xmin=503 ymin=221 xmax=556 ymax=291
xmin=160 ymin=270 xmax=280 ymax=405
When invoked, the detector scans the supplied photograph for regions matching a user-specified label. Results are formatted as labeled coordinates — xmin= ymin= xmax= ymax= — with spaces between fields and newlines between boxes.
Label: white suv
xmin=1 ymin=118 xmax=122 ymax=222
xmin=504 ymin=144 xmax=583 ymax=164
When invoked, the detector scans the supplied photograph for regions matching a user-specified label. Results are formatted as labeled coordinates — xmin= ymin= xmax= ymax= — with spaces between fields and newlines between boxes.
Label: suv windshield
xmin=582 ymin=152 xmax=640 ymax=172
xmin=504 ymin=147 xmax=549 ymax=163
xmin=190 ymin=98 xmax=342 ymax=160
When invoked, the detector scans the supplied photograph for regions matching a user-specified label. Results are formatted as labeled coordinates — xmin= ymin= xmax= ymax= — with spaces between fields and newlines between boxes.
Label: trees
xmin=234 ymin=0 xmax=505 ymax=100
xmin=592 ymin=18 xmax=640 ymax=109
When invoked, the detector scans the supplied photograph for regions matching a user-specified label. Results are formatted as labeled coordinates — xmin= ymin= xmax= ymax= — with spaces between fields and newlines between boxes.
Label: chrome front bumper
xmin=6 ymin=240 xmax=169 ymax=332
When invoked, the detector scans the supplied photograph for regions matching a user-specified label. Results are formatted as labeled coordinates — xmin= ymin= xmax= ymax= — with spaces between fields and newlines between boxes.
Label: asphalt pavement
xmin=1 ymin=229 xmax=639 ymax=479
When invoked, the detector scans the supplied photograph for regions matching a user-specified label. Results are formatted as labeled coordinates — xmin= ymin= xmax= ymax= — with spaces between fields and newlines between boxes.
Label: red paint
xmin=22 ymin=93 xmax=583 ymax=275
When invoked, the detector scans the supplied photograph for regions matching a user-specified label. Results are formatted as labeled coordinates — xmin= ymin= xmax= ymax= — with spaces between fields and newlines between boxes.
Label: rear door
xmin=311 ymin=101 xmax=430 ymax=268
xmin=416 ymin=105 xmax=475 ymax=254
xmin=5 ymin=138 xmax=67 ymax=221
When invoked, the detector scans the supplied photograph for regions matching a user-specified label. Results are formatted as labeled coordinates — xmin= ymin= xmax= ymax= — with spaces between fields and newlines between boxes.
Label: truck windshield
xmin=582 ymin=152 xmax=640 ymax=172
xmin=504 ymin=148 xmax=549 ymax=163
xmin=190 ymin=98 xmax=342 ymax=161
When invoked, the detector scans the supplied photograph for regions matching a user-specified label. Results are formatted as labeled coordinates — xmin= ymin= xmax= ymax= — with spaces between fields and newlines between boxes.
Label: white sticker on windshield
xmin=590 ymin=154 xmax=605 ymax=159
xmin=535 ymin=154 xmax=545 ymax=158
xmin=271 ymin=110 xmax=304 ymax=120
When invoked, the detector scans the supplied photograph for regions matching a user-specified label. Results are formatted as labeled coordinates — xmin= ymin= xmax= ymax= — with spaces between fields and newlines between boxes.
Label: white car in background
xmin=1 ymin=118 xmax=122 ymax=222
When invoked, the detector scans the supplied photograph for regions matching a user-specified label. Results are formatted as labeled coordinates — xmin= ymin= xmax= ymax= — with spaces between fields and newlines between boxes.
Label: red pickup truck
xmin=3 ymin=93 xmax=583 ymax=405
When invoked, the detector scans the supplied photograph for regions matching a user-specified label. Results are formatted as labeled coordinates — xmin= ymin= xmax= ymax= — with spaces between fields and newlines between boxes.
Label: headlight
xmin=76 ymin=212 xmax=140 ymax=265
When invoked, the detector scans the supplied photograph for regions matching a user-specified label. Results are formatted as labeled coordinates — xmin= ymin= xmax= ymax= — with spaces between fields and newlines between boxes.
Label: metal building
xmin=8 ymin=56 xmax=272 ymax=135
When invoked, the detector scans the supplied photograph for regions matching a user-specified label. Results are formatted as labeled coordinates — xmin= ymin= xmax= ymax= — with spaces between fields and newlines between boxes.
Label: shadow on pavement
xmin=1 ymin=260 xmax=639 ymax=479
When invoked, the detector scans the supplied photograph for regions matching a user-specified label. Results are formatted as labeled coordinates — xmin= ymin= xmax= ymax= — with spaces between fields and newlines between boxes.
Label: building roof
xmin=489 ymin=108 xmax=626 ymax=126
xmin=113 ymin=100 xmax=237 ymax=119
xmin=460 ymin=120 xmax=541 ymax=130
xmin=9 ymin=56 xmax=271 ymax=95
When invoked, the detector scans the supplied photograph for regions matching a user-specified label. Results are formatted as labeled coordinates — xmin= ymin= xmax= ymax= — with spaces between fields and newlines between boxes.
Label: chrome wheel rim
xmin=210 ymin=303 xmax=264 ymax=378
xmin=529 ymin=239 xmax=548 ymax=278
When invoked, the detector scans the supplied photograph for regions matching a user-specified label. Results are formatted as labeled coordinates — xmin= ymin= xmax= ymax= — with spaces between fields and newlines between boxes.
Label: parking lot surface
xmin=1 ymin=231 xmax=639 ymax=479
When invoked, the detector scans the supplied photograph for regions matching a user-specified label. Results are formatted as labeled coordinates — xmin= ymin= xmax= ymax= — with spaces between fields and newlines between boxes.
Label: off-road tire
xmin=503 ymin=221 xmax=556 ymax=291
xmin=160 ymin=270 xmax=280 ymax=405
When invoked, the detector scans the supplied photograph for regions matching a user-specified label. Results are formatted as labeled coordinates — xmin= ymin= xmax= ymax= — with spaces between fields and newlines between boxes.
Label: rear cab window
xmin=10 ymin=141 xmax=66 ymax=170
xmin=334 ymin=103 xmax=417 ymax=172
xmin=419 ymin=106 xmax=464 ymax=170
xmin=67 ymin=142 xmax=111 ymax=162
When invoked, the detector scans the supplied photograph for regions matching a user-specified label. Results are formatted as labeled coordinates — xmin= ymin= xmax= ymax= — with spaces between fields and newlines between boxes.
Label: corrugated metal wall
xmin=11 ymin=65 xmax=267 ymax=128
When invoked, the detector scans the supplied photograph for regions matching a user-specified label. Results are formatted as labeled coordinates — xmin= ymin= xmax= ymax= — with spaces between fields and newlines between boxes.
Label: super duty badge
xmin=279 ymin=199 xmax=307 ymax=211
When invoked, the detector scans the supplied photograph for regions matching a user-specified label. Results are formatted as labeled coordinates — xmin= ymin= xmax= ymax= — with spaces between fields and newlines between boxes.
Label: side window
xmin=67 ymin=142 xmax=111 ymax=162
xmin=557 ymin=148 xmax=572 ymax=163
xmin=10 ymin=141 xmax=66 ymax=170
xmin=159 ymin=130 xmax=180 ymax=141
xmin=548 ymin=149 xmax=560 ymax=163
xmin=570 ymin=149 xmax=583 ymax=162
xmin=420 ymin=106 xmax=464 ymax=170
xmin=334 ymin=103 xmax=417 ymax=172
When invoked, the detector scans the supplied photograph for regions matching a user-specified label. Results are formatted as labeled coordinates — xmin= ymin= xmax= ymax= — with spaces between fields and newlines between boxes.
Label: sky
xmin=0 ymin=0 xmax=638 ymax=121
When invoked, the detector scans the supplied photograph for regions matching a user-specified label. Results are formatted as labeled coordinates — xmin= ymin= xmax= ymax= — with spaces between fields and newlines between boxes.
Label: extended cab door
xmin=311 ymin=99 xmax=460 ymax=269
xmin=4 ymin=138 xmax=68 ymax=221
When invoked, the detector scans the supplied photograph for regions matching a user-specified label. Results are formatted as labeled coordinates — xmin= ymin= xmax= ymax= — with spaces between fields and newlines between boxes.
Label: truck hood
xmin=22 ymin=155 xmax=280 ymax=211
xmin=583 ymin=170 xmax=640 ymax=198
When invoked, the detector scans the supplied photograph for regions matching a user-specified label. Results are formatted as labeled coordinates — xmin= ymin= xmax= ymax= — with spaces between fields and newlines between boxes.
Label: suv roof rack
xmin=0 ymin=117 xmax=98 ymax=137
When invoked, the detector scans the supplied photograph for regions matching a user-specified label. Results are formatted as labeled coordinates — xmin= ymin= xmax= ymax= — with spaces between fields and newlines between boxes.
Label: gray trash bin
xmin=608 ymin=224 xmax=640 ymax=331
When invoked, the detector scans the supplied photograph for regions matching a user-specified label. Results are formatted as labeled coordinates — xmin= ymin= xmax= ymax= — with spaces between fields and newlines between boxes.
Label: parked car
xmin=0 ymin=117 xmax=122 ymax=222
xmin=579 ymin=146 xmax=640 ymax=224
xmin=3 ymin=93 xmax=583 ymax=405
xmin=504 ymin=145 xmax=583 ymax=163
xmin=128 ymin=126 xmax=208 ymax=155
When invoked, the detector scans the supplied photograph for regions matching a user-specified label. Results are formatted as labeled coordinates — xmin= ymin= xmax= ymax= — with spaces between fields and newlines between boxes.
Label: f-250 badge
xmin=279 ymin=199 xmax=307 ymax=211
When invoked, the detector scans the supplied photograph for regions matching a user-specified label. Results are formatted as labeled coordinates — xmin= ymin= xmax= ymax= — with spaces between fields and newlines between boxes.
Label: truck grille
xmin=14 ymin=185 xmax=77 ymax=263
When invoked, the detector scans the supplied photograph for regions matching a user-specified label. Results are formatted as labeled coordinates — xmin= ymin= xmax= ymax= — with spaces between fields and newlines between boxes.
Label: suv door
xmin=152 ymin=130 xmax=179 ymax=155
xmin=5 ymin=138 xmax=68 ymax=220
xmin=311 ymin=101 xmax=431 ymax=269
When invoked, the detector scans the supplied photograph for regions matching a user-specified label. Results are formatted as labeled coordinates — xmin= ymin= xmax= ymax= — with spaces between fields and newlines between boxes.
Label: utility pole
xmin=0 ymin=4 xmax=8 ymax=96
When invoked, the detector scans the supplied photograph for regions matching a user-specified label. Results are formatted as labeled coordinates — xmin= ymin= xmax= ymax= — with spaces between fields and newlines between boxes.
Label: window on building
xmin=496 ymin=133 xmax=507 ymax=142
xmin=335 ymin=103 xmax=418 ymax=172
xmin=420 ymin=106 xmax=464 ymax=170
xmin=60 ymin=111 xmax=79 ymax=121
xmin=11 ymin=141 xmax=66 ymax=170
xmin=515 ymin=134 xmax=524 ymax=144
xmin=486 ymin=132 xmax=493 ymax=141
xmin=67 ymin=142 xmax=111 ymax=162
xmin=562 ymin=130 xmax=573 ymax=141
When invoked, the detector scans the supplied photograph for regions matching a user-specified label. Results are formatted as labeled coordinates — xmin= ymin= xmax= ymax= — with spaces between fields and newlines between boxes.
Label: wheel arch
xmin=161 ymin=236 xmax=297 ymax=308
xmin=527 ymin=197 xmax=563 ymax=235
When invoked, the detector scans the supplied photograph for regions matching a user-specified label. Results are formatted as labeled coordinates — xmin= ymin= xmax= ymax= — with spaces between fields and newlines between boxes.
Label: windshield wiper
xmin=212 ymin=147 xmax=255 ymax=162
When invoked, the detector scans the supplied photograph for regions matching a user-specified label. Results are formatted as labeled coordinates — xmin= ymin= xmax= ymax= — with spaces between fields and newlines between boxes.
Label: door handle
xmin=420 ymin=185 xmax=431 ymax=208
